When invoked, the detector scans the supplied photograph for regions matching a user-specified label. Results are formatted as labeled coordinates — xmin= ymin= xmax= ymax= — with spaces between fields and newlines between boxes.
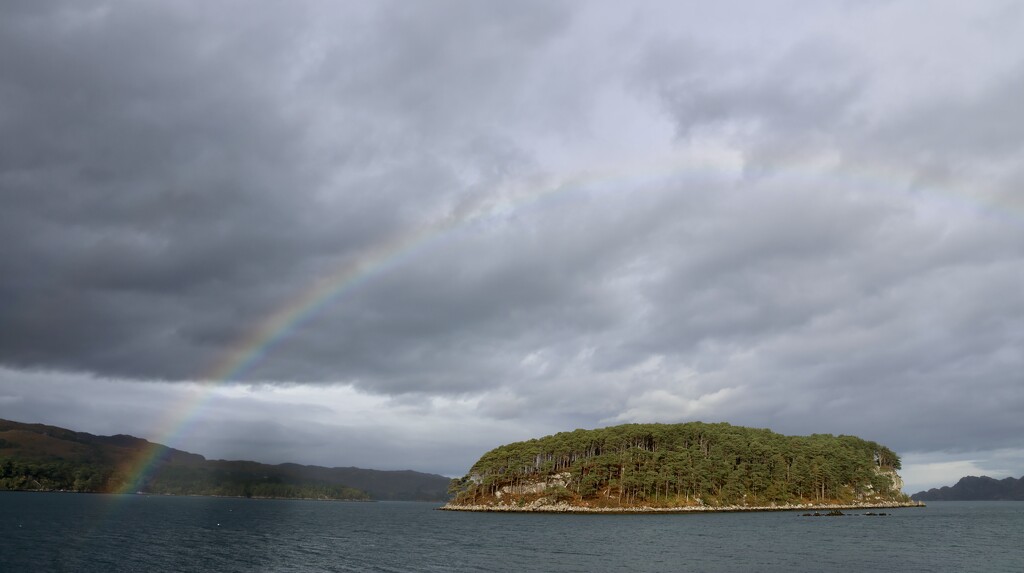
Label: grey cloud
xmin=864 ymin=67 xmax=1024 ymax=164
xmin=652 ymin=45 xmax=861 ymax=140
xmin=0 ymin=1 xmax=573 ymax=382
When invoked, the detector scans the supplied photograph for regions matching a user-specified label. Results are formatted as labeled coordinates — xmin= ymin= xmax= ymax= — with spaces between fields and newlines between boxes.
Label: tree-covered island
xmin=444 ymin=422 xmax=922 ymax=512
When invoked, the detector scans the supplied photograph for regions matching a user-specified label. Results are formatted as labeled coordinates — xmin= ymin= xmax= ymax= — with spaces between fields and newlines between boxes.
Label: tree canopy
xmin=449 ymin=422 xmax=907 ymax=508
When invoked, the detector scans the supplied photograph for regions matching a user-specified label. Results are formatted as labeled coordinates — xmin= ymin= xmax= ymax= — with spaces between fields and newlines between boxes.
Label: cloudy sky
xmin=2 ymin=0 xmax=1022 ymax=493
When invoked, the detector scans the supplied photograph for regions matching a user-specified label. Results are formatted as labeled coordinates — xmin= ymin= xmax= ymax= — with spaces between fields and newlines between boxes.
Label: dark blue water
xmin=1 ymin=493 xmax=1021 ymax=572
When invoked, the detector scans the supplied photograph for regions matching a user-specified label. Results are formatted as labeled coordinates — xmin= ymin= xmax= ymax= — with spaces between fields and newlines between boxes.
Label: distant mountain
xmin=912 ymin=475 xmax=1024 ymax=501
xmin=0 ymin=419 xmax=450 ymax=501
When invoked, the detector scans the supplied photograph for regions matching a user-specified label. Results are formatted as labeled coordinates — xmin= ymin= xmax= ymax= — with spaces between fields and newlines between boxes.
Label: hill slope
xmin=445 ymin=422 xmax=915 ymax=511
xmin=912 ymin=475 xmax=1024 ymax=501
xmin=0 ymin=419 xmax=450 ymax=500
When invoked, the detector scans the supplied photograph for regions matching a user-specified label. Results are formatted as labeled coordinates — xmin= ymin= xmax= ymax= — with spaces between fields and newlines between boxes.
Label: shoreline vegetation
xmin=447 ymin=422 xmax=916 ymax=513
xmin=438 ymin=499 xmax=921 ymax=511
xmin=440 ymin=500 xmax=924 ymax=513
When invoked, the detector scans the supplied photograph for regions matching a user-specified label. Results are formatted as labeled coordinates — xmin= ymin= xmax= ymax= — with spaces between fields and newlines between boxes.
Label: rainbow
xmin=114 ymin=151 xmax=1021 ymax=494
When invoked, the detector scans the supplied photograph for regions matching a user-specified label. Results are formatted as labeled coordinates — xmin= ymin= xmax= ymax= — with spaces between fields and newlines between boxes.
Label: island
xmin=443 ymin=422 xmax=923 ymax=512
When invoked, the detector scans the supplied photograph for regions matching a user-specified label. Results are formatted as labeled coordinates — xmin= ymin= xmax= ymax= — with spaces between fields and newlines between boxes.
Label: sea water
xmin=1 ymin=492 xmax=1021 ymax=572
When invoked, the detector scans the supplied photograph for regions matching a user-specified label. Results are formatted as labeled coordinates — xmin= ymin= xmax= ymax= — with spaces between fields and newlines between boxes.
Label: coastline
xmin=0 ymin=489 xmax=377 ymax=502
xmin=439 ymin=500 xmax=925 ymax=513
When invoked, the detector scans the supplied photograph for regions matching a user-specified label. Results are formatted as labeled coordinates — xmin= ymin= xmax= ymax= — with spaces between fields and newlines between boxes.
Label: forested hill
xmin=0 ymin=419 xmax=450 ymax=500
xmin=447 ymin=422 xmax=910 ymax=510
xmin=912 ymin=475 xmax=1024 ymax=501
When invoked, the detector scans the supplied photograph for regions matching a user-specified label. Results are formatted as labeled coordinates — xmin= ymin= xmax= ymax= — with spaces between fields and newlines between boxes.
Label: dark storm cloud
xmin=0 ymin=0 xmax=574 ymax=381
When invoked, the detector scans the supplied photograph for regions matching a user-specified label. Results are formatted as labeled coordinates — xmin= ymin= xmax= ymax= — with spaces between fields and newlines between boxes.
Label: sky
xmin=1 ymin=0 xmax=1022 ymax=494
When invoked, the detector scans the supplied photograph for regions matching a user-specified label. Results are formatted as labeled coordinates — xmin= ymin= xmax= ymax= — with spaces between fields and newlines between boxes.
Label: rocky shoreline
xmin=439 ymin=500 xmax=925 ymax=514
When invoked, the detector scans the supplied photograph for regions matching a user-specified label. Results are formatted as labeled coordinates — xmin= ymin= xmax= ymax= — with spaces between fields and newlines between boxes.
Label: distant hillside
xmin=912 ymin=475 xmax=1024 ymax=501
xmin=0 ymin=419 xmax=450 ymax=501
xmin=446 ymin=422 xmax=913 ymax=511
